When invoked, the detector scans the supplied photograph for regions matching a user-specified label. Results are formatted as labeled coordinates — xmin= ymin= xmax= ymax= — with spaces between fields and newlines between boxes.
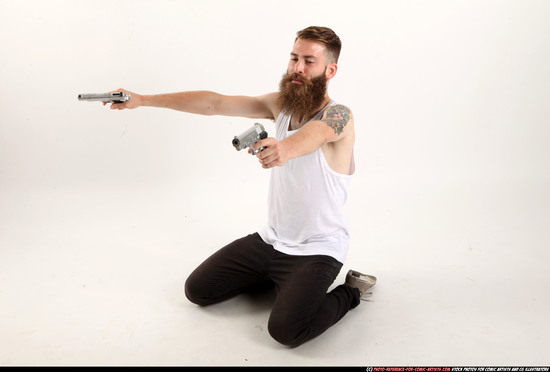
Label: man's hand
xmin=103 ymin=88 xmax=142 ymax=110
xmin=252 ymin=137 xmax=290 ymax=169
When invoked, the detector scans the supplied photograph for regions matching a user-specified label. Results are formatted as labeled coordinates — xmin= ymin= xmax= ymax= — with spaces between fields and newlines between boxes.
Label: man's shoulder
xmin=327 ymin=101 xmax=352 ymax=112
xmin=322 ymin=103 xmax=354 ymax=128
xmin=257 ymin=92 xmax=281 ymax=120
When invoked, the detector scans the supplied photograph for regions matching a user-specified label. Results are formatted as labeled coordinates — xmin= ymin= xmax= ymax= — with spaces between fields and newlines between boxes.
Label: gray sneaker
xmin=345 ymin=270 xmax=377 ymax=299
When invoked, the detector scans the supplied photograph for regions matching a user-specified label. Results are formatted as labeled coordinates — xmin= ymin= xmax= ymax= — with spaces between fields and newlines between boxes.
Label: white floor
xmin=1 ymin=176 xmax=548 ymax=366
xmin=1 ymin=1 xmax=549 ymax=365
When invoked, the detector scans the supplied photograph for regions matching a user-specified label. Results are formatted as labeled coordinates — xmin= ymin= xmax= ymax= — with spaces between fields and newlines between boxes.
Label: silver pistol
xmin=232 ymin=123 xmax=268 ymax=155
xmin=78 ymin=92 xmax=131 ymax=103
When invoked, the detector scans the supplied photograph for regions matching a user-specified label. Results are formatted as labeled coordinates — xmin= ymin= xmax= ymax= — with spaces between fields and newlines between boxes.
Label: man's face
xmin=277 ymin=39 xmax=333 ymax=120
xmin=287 ymin=38 xmax=330 ymax=80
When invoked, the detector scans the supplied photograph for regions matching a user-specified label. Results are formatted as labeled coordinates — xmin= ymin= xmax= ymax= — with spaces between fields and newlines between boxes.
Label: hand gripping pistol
xmin=232 ymin=123 xmax=268 ymax=155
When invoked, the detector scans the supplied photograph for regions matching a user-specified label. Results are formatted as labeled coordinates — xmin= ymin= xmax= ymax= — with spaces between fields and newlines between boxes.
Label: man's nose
xmin=293 ymin=60 xmax=305 ymax=75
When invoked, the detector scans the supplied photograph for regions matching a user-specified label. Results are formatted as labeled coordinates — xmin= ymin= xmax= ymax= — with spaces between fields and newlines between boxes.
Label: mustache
xmin=281 ymin=73 xmax=314 ymax=87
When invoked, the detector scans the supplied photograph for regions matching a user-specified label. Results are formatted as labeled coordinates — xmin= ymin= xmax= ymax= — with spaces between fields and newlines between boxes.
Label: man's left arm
xmin=255 ymin=104 xmax=353 ymax=169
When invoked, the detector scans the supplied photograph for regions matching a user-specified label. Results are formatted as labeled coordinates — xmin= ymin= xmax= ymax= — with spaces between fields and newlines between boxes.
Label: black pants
xmin=184 ymin=233 xmax=361 ymax=347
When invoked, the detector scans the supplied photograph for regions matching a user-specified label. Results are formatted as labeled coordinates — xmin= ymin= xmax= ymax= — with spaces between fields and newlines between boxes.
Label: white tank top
xmin=258 ymin=101 xmax=355 ymax=263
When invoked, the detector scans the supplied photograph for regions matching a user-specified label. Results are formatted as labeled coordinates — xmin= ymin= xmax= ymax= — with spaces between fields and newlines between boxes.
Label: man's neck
xmin=289 ymin=96 xmax=332 ymax=130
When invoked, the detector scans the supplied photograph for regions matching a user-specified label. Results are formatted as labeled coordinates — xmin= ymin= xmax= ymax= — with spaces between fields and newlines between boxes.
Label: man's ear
xmin=325 ymin=63 xmax=338 ymax=80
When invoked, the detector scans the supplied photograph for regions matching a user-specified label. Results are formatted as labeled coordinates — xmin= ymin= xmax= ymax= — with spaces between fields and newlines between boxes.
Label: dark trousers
xmin=184 ymin=233 xmax=361 ymax=347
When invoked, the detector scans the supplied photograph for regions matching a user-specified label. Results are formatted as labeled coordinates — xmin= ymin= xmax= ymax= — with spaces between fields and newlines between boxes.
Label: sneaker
xmin=345 ymin=270 xmax=377 ymax=298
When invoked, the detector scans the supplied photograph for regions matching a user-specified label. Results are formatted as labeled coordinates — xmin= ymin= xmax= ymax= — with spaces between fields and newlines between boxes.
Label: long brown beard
xmin=277 ymin=72 xmax=328 ymax=122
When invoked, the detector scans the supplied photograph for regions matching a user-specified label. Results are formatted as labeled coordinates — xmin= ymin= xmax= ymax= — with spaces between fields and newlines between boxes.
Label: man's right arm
xmin=107 ymin=89 xmax=278 ymax=120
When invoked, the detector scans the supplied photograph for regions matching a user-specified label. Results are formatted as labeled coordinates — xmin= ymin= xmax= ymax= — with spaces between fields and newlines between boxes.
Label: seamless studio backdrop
xmin=1 ymin=0 xmax=549 ymax=366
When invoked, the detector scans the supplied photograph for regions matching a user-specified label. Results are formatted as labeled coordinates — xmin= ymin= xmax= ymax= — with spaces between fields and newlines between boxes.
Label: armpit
xmin=321 ymin=104 xmax=352 ymax=135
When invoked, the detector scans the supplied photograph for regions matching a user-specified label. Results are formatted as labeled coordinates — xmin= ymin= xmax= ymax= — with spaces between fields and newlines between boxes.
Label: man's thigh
xmin=184 ymin=233 xmax=274 ymax=305
xmin=270 ymin=254 xmax=343 ymax=320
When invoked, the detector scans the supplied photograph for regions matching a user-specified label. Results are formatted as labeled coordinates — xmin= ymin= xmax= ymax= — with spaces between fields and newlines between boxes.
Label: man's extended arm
xmin=107 ymin=88 xmax=278 ymax=120
xmin=254 ymin=104 xmax=354 ymax=169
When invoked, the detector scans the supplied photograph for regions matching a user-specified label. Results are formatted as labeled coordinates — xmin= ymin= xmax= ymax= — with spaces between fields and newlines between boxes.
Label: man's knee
xmin=267 ymin=317 xmax=307 ymax=348
xmin=184 ymin=275 xmax=212 ymax=306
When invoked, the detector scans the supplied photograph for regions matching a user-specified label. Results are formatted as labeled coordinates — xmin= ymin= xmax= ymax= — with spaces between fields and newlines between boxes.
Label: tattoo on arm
xmin=321 ymin=105 xmax=352 ymax=135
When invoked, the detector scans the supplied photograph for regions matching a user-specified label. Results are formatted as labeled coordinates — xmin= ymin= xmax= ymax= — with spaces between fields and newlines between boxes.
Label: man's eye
xmin=306 ymin=61 xmax=314 ymax=64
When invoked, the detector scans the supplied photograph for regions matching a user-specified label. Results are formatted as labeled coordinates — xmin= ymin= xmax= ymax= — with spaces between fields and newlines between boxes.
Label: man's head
xmin=295 ymin=26 xmax=342 ymax=65
xmin=278 ymin=26 xmax=341 ymax=120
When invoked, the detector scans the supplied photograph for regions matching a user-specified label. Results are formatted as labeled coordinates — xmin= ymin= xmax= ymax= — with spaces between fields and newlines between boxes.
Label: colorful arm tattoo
xmin=321 ymin=105 xmax=352 ymax=135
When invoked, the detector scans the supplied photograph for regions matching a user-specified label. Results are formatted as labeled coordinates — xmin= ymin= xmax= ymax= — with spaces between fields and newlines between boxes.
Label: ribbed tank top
xmin=258 ymin=101 xmax=355 ymax=263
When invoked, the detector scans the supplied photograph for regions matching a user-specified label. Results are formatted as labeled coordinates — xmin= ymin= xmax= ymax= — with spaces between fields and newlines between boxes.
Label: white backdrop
xmin=1 ymin=0 xmax=549 ymax=366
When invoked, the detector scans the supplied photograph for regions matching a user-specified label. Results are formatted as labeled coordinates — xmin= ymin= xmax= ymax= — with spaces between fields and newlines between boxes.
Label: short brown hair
xmin=295 ymin=26 xmax=342 ymax=64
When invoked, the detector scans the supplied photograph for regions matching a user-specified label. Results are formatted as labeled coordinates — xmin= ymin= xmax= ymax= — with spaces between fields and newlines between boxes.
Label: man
xmin=106 ymin=26 xmax=376 ymax=347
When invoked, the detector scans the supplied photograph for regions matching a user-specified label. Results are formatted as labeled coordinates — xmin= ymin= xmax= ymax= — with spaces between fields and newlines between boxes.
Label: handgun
xmin=232 ymin=123 xmax=268 ymax=155
xmin=78 ymin=92 xmax=131 ymax=103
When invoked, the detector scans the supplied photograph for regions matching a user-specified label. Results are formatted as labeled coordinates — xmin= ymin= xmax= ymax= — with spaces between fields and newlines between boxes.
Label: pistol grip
xmin=249 ymin=146 xmax=265 ymax=155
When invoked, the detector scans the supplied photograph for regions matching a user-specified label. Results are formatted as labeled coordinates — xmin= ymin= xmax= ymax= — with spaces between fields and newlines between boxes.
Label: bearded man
xmin=106 ymin=26 xmax=376 ymax=347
